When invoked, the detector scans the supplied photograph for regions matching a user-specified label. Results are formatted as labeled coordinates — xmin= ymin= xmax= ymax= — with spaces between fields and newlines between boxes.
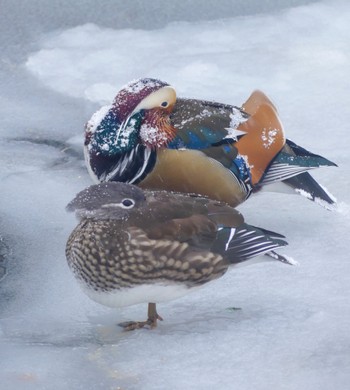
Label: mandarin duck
xmin=66 ymin=182 xmax=294 ymax=330
xmin=84 ymin=78 xmax=337 ymax=209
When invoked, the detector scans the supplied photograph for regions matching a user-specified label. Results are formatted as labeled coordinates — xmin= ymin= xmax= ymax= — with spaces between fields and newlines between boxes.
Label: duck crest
xmin=114 ymin=78 xmax=170 ymax=121
xmin=237 ymin=90 xmax=286 ymax=185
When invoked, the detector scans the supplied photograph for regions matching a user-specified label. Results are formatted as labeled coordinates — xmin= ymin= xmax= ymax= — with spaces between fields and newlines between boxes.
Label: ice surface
xmin=1 ymin=0 xmax=350 ymax=389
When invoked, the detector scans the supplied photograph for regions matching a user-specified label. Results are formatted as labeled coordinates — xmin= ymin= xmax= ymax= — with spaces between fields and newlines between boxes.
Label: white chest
xmin=81 ymin=282 xmax=202 ymax=308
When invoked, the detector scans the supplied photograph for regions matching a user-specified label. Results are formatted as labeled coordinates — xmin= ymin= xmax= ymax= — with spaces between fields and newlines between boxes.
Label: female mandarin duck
xmin=84 ymin=78 xmax=337 ymax=209
xmin=66 ymin=182 xmax=294 ymax=330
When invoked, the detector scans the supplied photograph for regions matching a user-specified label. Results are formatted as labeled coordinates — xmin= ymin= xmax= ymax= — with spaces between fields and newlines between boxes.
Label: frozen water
xmin=1 ymin=0 xmax=350 ymax=389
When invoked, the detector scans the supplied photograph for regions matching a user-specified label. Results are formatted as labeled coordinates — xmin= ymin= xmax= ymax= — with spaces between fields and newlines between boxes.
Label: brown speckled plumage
xmin=67 ymin=220 xmax=228 ymax=291
xmin=66 ymin=182 xmax=290 ymax=330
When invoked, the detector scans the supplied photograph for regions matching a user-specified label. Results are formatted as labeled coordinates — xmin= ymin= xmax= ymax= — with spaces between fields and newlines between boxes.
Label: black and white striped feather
xmin=86 ymin=144 xmax=156 ymax=184
xmin=214 ymin=224 xmax=291 ymax=265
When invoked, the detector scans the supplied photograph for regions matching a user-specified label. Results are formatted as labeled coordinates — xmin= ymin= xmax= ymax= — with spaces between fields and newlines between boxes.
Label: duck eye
xmin=121 ymin=198 xmax=135 ymax=208
xmin=160 ymin=101 xmax=168 ymax=108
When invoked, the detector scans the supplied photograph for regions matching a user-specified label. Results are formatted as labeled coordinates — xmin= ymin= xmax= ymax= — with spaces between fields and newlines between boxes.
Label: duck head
xmin=66 ymin=182 xmax=147 ymax=221
xmin=85 ymin=78 xmax=177 ymax=156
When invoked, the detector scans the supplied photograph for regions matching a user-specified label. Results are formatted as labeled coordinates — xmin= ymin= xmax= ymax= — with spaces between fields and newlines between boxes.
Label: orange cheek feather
xmin=140 ymin=109 xmax=177 ymax=148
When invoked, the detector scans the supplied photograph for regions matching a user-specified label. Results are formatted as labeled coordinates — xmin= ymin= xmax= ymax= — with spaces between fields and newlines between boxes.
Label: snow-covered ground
xmin=1 ymin=1 xmax=350 ymax=389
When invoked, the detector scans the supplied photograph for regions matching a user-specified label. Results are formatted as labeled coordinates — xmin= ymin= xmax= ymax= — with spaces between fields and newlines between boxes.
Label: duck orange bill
xmin=237 ymin=90 xmax=286 ymax=185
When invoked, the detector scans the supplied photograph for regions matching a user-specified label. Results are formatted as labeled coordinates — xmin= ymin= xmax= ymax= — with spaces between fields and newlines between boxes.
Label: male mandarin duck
xmin=84 ymin=78 xmax=337 ymax=209
xmin=66 ymin=182 xmax=294 ymax=330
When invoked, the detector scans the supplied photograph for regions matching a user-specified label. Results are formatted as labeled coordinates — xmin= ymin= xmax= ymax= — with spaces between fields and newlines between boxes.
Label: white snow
xmin=295 ymin=188 xmax=338 ymax=211
xmin=1 ymin=1 xmax=350 ymax=389
xmin=85 ymin=104 xmax=112 ymax=135
xmin=120 ymin=78 xmax=164 ymax=95
xmin=229 ymin=107 xmax=249 ymax=129
xmin=139 ymin=122 xmax=168 ymax=146
xmin=261 ymin=128 xmax=278 ymax=149
xmin=115 ymin=117 xmax=137 ymax=148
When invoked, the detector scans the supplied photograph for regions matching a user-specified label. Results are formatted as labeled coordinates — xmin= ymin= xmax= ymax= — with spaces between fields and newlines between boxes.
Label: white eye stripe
xmin=101 ymin=199 xmax=135 ymax=209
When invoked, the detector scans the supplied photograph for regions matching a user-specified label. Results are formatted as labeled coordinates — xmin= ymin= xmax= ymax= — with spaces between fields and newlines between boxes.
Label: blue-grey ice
xmin=1 ymin=1 xmax=350 ymax=389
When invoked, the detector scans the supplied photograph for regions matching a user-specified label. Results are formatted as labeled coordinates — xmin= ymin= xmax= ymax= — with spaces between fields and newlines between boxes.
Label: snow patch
xmin=178 ymin=108 xmax=213 ymax=127
xmin=120 ymin=78 xmax=163 ymax=94
xmin=284 ymin=255 xmax=299 ymax=266
xmin=117 ymin=117 xmax=138 ymax=148
xmin=229 ymin=107 xmax=249 ymax=129
xmin=240 ymin=153 xmax=254 ymax=171
xmin=225 ymin=128 xmax=247 ymax=140
xmin=313 ymin=197 xmax=338 ymax=211
xmin=261 ymin=128 xmax=278 ymax=148
xmin=140 ymin=123 xmax=168 ymax=147
xmin=85 ymin=104 xmax=111 ymax=134
xmin=295 ymin=188 xmax=313 ymax=200
xmin=295 ymin=188 xmax=337 ymax=211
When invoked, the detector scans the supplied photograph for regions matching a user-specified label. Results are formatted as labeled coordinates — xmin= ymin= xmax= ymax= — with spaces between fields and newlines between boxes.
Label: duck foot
xmin=118 ymin=303 xmax=163 ymax=331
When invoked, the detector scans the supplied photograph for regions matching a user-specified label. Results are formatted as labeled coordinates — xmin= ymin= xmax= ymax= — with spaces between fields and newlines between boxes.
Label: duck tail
xmin=214 ymin=224 xmax=295 ymax=267
xmin=237 ymin=91 xmax=337 ymax=208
